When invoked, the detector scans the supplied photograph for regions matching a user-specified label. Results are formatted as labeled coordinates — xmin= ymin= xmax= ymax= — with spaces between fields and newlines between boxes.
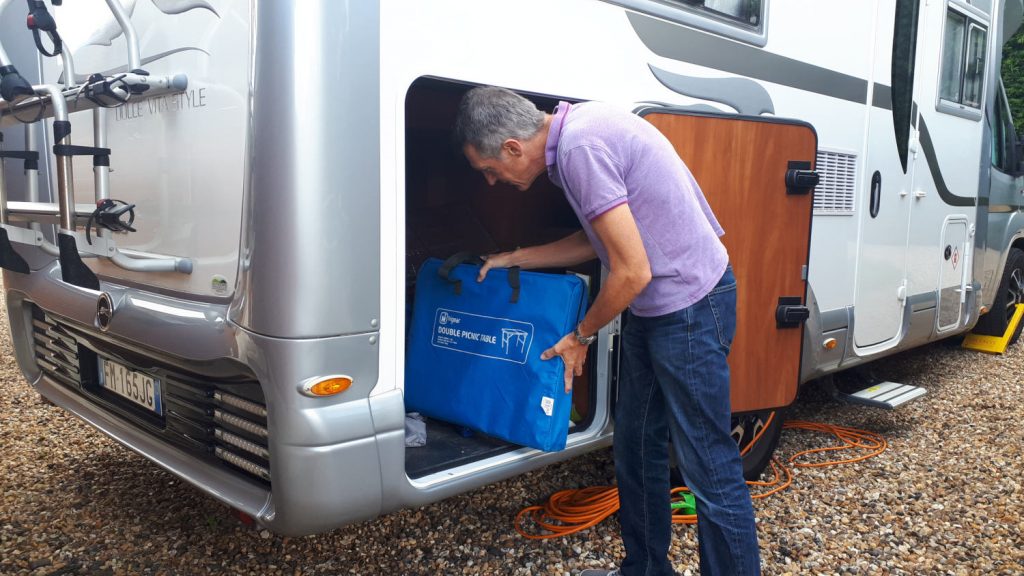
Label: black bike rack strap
xmin=57 ymin=232 xmax=99 ymax=290
xmin=0 ymin=149 xmax=41 ymax=171
xmin=26 ymin=0 xmax=63 ymax=58
xmin=53 ymin=144 xmax=111 ymax=158
xmin=52 ymin=120 xmax=71 ymax=143
xmin=0 ymin=228 xmax=30 ymax=274
xmin=0 ymin=64 xmax=34 ymax=101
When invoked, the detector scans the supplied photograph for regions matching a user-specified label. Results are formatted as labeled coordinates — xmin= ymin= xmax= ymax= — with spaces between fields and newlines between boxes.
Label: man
xmin=454 ymin=86 xmax=760 ymax=576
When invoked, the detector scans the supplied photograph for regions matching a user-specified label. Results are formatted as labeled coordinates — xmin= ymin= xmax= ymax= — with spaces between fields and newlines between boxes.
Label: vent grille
xmin=813 ymin=150 xmax=857 ymax=215
xmin=30 ymin=306 xmax=271 ymax=487
xmin=32 ymin=315 xmax=82 ymax=387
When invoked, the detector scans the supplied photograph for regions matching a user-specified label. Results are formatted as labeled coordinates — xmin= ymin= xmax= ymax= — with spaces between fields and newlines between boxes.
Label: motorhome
xmin=1 ymin=0 xmax=1022 ymax=536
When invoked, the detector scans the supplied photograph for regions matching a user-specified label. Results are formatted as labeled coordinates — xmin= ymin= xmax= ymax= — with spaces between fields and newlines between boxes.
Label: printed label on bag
xmin=432 ymin=308 xmax=535 ymax=364
xmin=541 ymin=396 xmax=554 ymax=417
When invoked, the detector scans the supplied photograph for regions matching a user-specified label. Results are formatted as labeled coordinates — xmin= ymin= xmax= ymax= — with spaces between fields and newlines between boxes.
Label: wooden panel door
xmin=640 ymin=110 xmax=816 ymax=413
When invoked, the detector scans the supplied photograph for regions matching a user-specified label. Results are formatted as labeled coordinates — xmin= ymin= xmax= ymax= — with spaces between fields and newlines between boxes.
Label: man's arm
xmin=541 ymin=203 xmax=651 ymax=391
xmin=477 ymin=230 xmax=597 ymax=282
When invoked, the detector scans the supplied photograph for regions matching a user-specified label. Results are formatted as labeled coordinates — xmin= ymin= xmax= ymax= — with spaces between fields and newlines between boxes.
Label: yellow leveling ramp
xmin=962 ymin=304 xmax=1024 ymax=354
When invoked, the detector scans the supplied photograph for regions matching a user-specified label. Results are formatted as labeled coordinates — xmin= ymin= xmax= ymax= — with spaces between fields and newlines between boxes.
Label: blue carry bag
xmin=405 ymin=254 xmax=588 ymax=452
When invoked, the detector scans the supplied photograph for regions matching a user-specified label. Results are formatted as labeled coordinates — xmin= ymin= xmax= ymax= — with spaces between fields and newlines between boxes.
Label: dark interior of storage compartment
xmin=403 ymin=78 xmax=599 ymax=479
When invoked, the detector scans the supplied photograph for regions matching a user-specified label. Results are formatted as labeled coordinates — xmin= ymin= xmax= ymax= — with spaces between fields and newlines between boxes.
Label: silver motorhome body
xmin=1 ymin=0 xmax=1023 ymax=536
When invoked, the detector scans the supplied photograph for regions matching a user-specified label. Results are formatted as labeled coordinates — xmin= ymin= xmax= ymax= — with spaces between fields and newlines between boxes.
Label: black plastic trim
xmin=57 ymin=233 xmax=100 ymax=290
xmin=0 ymin=228 xmax=30 ymax=274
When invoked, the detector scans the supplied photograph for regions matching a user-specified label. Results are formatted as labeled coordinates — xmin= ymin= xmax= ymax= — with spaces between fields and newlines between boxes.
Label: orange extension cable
xmin=514 ymin=416 xmax=887 ymax=539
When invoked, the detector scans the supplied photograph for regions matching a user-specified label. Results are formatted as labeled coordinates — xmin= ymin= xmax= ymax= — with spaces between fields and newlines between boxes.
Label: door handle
xmin=869 ymin=171 xmax=882 ymax=218
xmin=785 ymin=161 xmax=819 ymax=195
xmin=776 ymin=297 xmax=810 ymax=328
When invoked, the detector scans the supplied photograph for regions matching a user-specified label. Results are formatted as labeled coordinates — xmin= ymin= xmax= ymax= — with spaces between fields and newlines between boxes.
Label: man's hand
xmin=477 ymin=251 xmax=517 ymax=282
xmin=541 ymin=332 xmax=589 ymax=393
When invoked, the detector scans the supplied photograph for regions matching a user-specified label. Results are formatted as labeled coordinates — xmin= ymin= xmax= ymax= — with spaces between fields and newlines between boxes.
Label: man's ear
xmin=503 ymin=139 xmax=524 ymax=158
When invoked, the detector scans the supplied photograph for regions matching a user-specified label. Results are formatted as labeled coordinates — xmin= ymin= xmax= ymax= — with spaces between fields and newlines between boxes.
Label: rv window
xmin=671 ymin=0 xmax=762 ymax=28
xmin=969 ymin=0 xmax=991 ymax=13
xmin=940 ymin=12 xmax=967 ymax=103
xmin=612 ymin=0 xmax=767 ymax=46
xmin=963 ymin=24 xmax=986 ymax=107
xmin=938 ymin=8 xmax=987 ymax=112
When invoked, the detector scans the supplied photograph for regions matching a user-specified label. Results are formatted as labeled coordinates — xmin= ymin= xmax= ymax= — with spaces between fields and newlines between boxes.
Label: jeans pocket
xmin=707 ymin=283 xmax=737 ymax=352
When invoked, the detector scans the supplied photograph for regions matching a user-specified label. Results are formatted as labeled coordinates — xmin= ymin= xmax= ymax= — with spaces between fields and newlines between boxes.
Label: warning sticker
xmin=431 ymin=308 xmax=535 ymax=364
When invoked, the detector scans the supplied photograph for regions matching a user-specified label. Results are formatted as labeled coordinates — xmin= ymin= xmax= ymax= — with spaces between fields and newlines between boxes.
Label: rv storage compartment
xmin=405 ymin=257 xmax=587 ymax=451
xmin=403 ymin=79 xmax=599 ymax=477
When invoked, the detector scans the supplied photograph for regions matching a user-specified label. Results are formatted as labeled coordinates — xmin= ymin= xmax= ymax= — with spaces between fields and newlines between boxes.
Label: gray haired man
xmin=454 ymin=85 xmax=760 ymax=576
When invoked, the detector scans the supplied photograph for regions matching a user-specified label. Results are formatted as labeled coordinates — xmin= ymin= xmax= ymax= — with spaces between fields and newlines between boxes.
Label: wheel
xmin=974 ymin=247 xmax=1024 ymax=344
xmin=669 ymin=409 xmax=785 ymax=486
xmin=732 ymin=409 xmax=785 ymax=481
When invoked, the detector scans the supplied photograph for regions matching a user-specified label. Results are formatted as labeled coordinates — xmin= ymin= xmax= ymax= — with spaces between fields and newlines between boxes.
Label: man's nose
xmin=485 ymin=174 xmax=497 ymax=186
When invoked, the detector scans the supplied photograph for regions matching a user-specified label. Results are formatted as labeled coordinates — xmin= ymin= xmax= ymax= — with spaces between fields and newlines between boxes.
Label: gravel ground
xmin=1 ymin=298 xmax=1023 ymax=576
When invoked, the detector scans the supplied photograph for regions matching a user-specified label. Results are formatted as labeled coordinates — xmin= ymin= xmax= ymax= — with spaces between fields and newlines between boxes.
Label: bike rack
xmin=0 ymin=0 xmax=194 ymax=288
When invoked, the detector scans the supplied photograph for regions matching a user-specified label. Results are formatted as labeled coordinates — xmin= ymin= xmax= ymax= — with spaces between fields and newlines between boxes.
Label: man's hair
xmin=454 ymin=86 xmax=546 ymax=158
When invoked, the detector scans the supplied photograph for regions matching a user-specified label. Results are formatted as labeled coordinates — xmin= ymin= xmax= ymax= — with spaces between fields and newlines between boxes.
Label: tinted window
xmin=940 ymin=12 xmax=967 ymax=102
xmin=963 ymin=24 xmax=987 ymax=107
xmin=939 ymin=8 xmax=988 ymax=110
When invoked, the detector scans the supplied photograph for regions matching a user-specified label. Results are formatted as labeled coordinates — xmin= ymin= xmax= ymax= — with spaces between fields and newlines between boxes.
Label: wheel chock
xmin=962 ymin=304 xmax=1024 ymax=354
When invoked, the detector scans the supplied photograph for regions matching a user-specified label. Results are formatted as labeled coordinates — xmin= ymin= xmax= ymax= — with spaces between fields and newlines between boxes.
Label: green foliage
xmin=1003 ymin=28 xmax=1024 ymax=132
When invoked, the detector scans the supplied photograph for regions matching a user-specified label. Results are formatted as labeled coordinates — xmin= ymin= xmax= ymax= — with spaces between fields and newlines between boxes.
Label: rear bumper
xmin=4 ymin=264 xmax=389 ymax=536
xmin=34 ymin=372 xmax=274 ymax=519
xmin=33 ymin=369 xmax=393 ymax=535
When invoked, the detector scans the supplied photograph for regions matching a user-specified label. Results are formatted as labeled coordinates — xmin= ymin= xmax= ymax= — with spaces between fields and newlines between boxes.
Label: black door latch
xmin=786 ymin=160 xmax=819 ymax=195
xmin=776 ymin=296 xmax=810 ymax=328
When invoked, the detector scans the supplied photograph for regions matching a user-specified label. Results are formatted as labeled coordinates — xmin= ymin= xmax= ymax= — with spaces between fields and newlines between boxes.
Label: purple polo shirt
xmin=545 ymin=101 xmax=729 ymax=317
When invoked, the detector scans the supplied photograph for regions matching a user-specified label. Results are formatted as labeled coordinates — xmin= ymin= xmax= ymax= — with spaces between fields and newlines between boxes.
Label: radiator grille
xmin=30 ymin=306 xmax=271 ymax=486
xmin=813 ymin=150 xmax=858 ymax=215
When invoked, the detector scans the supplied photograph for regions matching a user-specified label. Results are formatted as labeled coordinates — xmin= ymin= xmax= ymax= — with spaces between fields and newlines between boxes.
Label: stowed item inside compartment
xmin=405 ymin=256 xmax=588 ymax=452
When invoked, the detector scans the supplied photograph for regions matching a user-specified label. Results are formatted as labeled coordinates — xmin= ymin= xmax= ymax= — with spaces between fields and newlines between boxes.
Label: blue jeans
xmin=613 ymin=266 xmax=760 ymax=576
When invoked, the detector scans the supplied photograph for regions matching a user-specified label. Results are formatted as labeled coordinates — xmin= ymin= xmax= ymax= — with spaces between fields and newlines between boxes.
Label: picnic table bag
xmin=405 ymin=254 xmax=588 ymax=452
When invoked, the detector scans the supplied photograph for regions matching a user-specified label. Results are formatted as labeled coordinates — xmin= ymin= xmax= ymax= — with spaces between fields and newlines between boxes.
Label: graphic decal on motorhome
xmin=58 ymin=0 xmax=219 ymax=85
xmin=648 ymin=64 xmax=775 ymax=115
xmin=918 ymin=118 xmax=977 ymax=207
xmin=627 ymin=12 xmax=869 ymax=105
xmin=151 ymin=0 xmax=218 ymax=16
xmin=79 ymin=0 xmax=218 ymax=50
xmin=627 ymin=10 xmax=974 ymax=210
xmin=432 ymin=308 xmax=535 ymax=365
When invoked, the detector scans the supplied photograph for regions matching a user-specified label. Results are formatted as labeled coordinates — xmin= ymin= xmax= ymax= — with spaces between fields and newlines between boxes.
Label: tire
xmin=732 ymin=409 xmax=785 ymax=481
xmin=669 ymin=409 xmax=785 ymax=486
xmin=974 ymin=247 xmax=1024 ymax=344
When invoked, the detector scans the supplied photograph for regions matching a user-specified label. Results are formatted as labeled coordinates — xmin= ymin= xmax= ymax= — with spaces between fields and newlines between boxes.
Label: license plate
xmin=99 ymin=358 xmax=163 ymax=415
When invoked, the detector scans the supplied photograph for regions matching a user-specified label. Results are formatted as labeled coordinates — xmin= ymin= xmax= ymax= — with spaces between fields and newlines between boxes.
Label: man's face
xmin=464 ymin=142 xmax=540 ymax=191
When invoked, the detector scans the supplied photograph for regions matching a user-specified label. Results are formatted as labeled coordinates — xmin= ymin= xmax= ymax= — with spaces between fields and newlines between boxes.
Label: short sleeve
xmin=559 ymin=145 xmax=629 ymax=221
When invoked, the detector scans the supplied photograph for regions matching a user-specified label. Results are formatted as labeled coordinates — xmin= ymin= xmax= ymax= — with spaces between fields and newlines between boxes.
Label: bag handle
xmin=438 ymin=251 xmax=521 ymax=303
xmin=438 ymin=252 xmax=482 ymax=295
xmin=507 ymin=266 xmax=521 ymax=304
